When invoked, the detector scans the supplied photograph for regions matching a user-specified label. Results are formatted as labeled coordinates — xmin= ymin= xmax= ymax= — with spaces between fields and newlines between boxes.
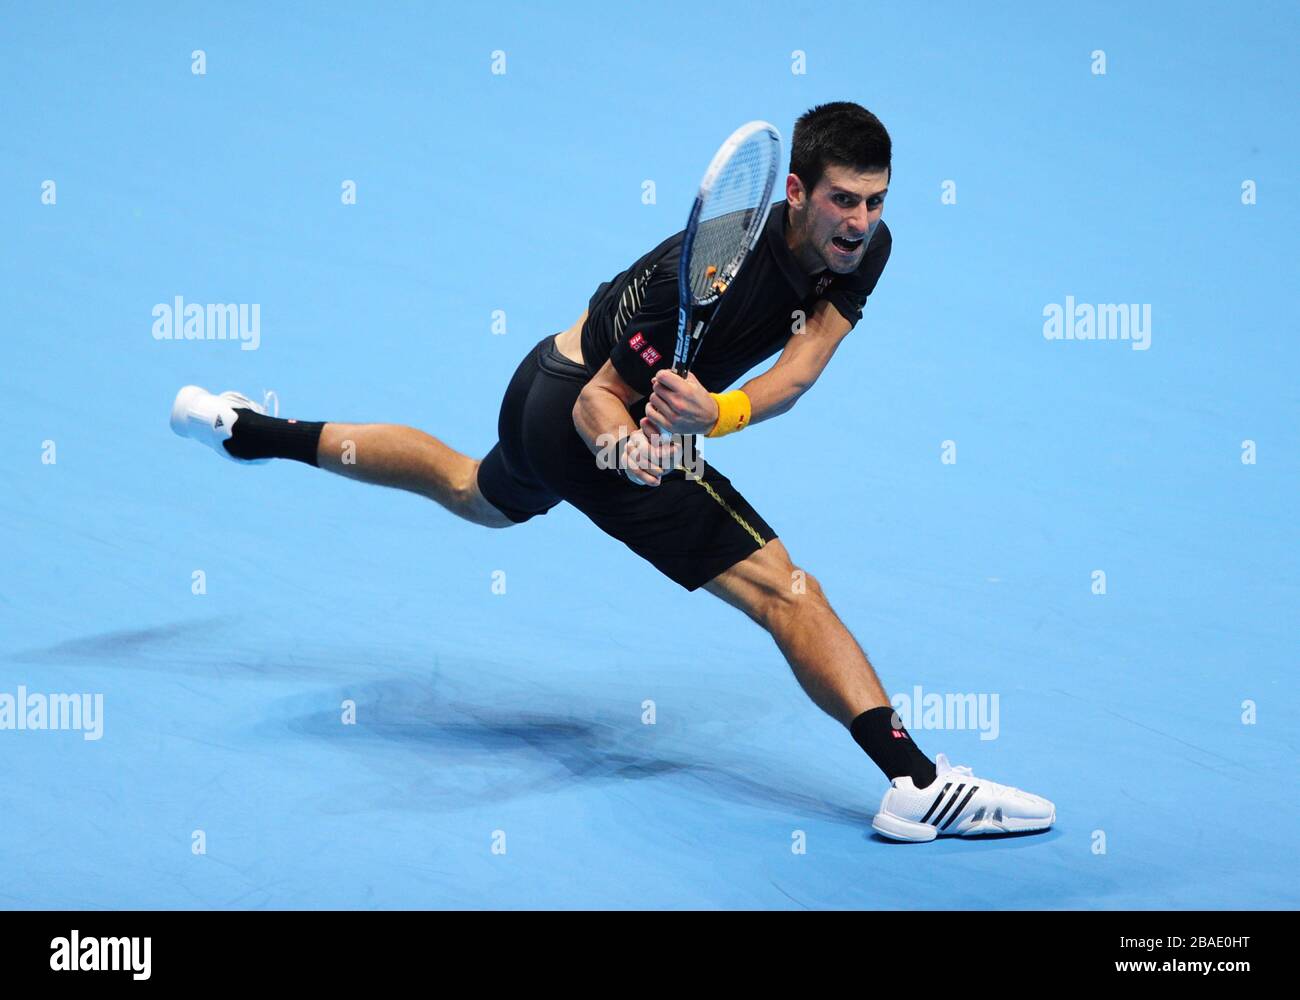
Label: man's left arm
xmin=644 ymin=297 xmax=854 ymax=436
xmin=734 ymin=297 xmax=855 ymax=425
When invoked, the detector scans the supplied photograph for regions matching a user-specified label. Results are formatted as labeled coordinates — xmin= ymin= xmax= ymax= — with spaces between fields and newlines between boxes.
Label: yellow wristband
xmin=706 ymin=390 xmax=752 ymax=437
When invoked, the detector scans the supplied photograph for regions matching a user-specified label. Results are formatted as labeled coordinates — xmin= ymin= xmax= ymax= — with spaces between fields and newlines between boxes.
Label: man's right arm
xmin=573 ymin=251 xmax=683 ymax=485
xmin=573 ymin=358 xmax=642 ymax=448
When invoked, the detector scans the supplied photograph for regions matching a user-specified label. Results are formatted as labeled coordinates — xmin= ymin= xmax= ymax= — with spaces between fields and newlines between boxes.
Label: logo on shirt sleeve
xmin=628 ymin=332 xmax=646 ymax=351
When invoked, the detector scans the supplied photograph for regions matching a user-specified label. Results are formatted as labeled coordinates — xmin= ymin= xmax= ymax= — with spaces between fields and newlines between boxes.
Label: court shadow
xmin=7 ymin=618 xmax=384 ymax=682
xmin=287 ymin=676 xmax=875 ymax=827
xmin=11 ymin=625 xmax=876 ymax=828
xmin=7 ymin=619 xmax=231 ymax=663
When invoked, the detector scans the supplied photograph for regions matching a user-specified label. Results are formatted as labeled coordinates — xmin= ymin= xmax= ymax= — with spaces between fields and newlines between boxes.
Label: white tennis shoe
xmin=169 ymin=385 xmax=279 ymax=464
xmin=872 ymin=753 xmax=1055 ymax=842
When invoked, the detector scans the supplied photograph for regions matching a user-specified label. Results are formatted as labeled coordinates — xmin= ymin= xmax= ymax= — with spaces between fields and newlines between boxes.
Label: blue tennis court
xmin=1 ymin=1 xmax=1296 ymax=908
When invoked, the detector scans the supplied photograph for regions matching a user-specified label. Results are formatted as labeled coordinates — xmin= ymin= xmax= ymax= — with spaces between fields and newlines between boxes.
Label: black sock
xmin=850 ymin=706 xmax=938 ymax=788
xmin=223 ymin=409 xmax=325 ymax=466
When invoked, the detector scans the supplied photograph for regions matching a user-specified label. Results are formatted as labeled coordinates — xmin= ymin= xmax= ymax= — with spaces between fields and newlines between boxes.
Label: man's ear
xmin=785 ymin=172 xmax=806 ymax=208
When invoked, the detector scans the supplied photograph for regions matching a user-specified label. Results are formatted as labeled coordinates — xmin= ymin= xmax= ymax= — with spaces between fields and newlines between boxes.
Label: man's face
xmin=786 ymin=162 xmax=889 ymax=275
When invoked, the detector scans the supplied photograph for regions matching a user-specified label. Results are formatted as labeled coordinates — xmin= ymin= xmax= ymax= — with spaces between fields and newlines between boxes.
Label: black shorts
xmin=476 ymin=334 xmax=777 ymax=591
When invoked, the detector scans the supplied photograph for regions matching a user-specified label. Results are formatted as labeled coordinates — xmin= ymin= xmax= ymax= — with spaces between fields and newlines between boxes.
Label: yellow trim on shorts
xmin=691 ymin=474 xmax=766 ymax=548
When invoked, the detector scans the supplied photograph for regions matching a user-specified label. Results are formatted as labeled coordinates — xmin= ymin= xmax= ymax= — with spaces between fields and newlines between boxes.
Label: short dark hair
xmin=790 ymin=101 xmax=891 ymax=196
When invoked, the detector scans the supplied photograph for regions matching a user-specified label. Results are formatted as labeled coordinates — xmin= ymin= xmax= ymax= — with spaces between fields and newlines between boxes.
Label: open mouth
xmin=831 ymin=235 xmax=864 ymax=253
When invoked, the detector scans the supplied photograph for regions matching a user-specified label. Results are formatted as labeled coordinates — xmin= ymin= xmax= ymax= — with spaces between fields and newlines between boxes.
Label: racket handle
xmin=673 ymin=319 xmax=704 ymax=377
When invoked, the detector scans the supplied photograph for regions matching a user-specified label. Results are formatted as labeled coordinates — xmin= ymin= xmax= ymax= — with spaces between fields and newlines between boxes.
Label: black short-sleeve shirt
xmin=580 ymin=200 xmax=892 ymax=396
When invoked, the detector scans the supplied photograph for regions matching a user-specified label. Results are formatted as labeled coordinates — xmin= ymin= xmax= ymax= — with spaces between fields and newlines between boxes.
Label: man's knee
xmin=787 ymin=566 xmax=826 ymax=602
xmin=460 ymin=459 xmax=515 ymax=529
xmin=765 ymin=564 xmax=828 ymax=633
xmin=703 ymin=540 xmax=828 ymax=631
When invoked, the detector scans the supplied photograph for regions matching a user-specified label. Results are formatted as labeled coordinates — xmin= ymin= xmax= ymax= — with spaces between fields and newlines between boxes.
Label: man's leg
xmin=180 ymin=342 xmax=553 ymax=528
xmin=701 ymin=538 xmax=888 ymax=725
xmin=173 ymin=385 xmax=516 ymax=527
xmin=316 ymin=423 xmax=514 ymax=529
xmin=702 ymin=538 xmax=936 ymax=788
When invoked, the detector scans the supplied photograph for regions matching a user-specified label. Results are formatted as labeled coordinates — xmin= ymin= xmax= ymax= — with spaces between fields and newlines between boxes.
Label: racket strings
xmin=689 ymin=134 xmax=778 ymax=303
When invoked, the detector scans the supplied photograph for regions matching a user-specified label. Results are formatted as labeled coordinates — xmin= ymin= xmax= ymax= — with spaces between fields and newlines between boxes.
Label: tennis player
xmin=170 ymin=102 xmax=1054 ymax=841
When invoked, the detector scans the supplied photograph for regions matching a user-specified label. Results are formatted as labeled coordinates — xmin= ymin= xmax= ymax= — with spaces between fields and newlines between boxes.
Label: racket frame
xmin=672 ymin=120 xmax=781 ymax=377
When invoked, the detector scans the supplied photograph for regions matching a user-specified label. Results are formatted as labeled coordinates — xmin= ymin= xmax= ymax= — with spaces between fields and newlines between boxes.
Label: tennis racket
xmin=672 ymin=120 xmax=782 ymax=378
